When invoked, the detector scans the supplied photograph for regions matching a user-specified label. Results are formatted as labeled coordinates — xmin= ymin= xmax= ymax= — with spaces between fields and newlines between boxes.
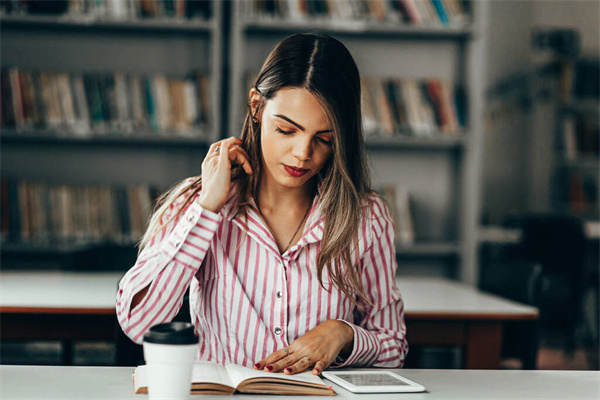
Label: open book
xmin=133 ymin=361 xmax=336 ymax=396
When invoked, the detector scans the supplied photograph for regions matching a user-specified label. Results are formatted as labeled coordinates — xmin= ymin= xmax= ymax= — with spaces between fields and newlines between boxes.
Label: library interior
xmin=1 ymin=0 xmax=599 ymax=398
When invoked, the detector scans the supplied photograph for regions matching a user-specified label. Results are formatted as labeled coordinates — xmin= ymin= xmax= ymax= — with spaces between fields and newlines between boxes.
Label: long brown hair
xmin=140 ymin=33 xmax=374 ymax=307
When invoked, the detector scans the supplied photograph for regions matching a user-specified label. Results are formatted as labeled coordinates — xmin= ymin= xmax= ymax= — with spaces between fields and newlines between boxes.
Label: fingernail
xmin=284 ymin=368 xmax=292 ymax=373
xmin=254 ymin=363 xmax=261 ymax=369
xmin=265 ymin=365 xmax=273 ymax=372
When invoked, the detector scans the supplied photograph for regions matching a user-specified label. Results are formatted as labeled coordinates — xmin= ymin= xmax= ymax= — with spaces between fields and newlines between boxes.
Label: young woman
xmin=117 ymin=33 xmax=408 ymax=376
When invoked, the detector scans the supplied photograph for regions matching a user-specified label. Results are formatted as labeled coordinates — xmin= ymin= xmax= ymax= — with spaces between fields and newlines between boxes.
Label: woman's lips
xmin=284 ymin=165 xmax=309 ymax=177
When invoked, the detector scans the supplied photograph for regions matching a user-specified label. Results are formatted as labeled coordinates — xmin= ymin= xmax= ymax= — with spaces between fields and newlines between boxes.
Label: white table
xmin=396 ymin=276 xmax=539 ymax=369
xmin=1 ymin=366 xmax=598 ymax=399
xmin=0 ymin=272 xmax=539 ymax=368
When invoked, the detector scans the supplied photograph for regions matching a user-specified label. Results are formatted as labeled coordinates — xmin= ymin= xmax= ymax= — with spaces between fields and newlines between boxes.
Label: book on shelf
xmin=242 ymin=0 xmax=470 ymax=27
xmin=242 ymin=72 xmax=464 ymax=139
xmin=562 ymin=114 xmax=599 ymax=161
xmin=361 ymin=77 xmax=465 ymax=138
xmin=0 ymin=177 xmax=158 ymax=245
xmin=133 ymin=361 xmax=335 ymax=396
xmin=375 ymin=185 xmax=415 ymax=246
xmin=553 ymin=169 xmax=598 ymax=218
xmin=0 ymin=0 xmax=212 ymax=21
xmin=0 ymin=67 xmax=211 ymax=139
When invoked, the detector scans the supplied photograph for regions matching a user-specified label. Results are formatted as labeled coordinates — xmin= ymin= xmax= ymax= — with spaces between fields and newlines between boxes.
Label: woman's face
xmin=258 ymin=87 xmax=334 ymax=190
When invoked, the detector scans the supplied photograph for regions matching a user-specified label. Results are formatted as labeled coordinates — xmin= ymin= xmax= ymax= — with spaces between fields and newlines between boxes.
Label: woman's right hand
xmin=198 ymin=137 xmax=253 ymax=213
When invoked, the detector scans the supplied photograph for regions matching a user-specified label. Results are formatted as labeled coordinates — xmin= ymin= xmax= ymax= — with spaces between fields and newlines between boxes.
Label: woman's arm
xmin=115 ymin=185 xmax=222 ymax=344
xmin=332 ymin=197 xmax=409 ymax=368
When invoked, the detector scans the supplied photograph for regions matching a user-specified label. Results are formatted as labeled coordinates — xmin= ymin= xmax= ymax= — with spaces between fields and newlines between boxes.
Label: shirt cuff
xmin=330 ymin=319 xmax=381 ymax=368
xmin=162 ymin=200 xmax=223 ymax=262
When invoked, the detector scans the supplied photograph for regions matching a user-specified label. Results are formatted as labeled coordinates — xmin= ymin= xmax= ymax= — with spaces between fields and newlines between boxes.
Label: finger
xmin=207 ymin=137 xmax=240 ymax=155
xmin=262 ymin=348 xmax=293 ymax=372
xmin=228 ymin=147 xmax=253 ymax=175
xmin=269 ymin=355 xmax=299 ymax=373
xmin=284 ymin=357 xmax=312 ymax=375
xmin=312 ymin=360 xmax=327 ymax=375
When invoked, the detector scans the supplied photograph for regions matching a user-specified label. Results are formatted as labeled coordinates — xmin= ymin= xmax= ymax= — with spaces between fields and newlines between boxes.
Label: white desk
xmin=0 ymin=272 xmax=539 ymax=368
xmin=396 ymin=276 xmax=538 ymax=369
xmin=1 ymin=366 xmax=598 ymax=400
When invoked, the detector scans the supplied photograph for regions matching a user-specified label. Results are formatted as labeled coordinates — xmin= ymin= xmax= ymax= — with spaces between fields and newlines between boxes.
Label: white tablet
xmin=321 ymin=370 xmax=426 ymax=393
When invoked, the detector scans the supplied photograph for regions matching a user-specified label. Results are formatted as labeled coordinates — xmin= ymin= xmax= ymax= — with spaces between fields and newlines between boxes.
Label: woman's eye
xmin=275 ymin=127 xmax=294 ymax=135
xmin=317 ymin=137 xmax=332 ymax=145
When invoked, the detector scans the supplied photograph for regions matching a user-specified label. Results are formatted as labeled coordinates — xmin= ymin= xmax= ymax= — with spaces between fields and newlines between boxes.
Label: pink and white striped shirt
xmin=116 ymin=179 xmax=408 ymax=368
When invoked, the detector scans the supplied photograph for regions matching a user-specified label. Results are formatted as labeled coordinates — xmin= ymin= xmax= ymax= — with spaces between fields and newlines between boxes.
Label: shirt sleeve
xmin=333 ymin=197 xmax=409 ymax=368
xmin=116 ymin=184 xmax=222 ymax=344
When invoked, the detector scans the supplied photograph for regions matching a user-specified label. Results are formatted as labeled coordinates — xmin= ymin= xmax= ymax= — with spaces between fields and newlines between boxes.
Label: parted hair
xmin=139 ymin=33 xmax=374 ymax=308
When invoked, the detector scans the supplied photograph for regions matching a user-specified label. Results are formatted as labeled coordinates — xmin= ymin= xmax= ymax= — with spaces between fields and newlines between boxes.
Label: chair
xmin=504 ymin=213 xmax=586 ymax=354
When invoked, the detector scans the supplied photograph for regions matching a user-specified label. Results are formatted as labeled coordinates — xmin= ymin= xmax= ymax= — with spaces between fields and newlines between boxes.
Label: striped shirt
xmin=116 ymin=179 xmax=408 ymax=368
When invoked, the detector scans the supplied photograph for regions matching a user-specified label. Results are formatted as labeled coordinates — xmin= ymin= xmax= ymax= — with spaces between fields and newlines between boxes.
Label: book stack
xmin=0 ymin=68 xmax=211 ymax=138
xmin=362 ymin=77 xmax=465 ymax=137
xmin=1 ymin=178 xmax=158 ymax=245
xmin=375 ymin=185 xmax=415 ymax=246
xmin=0 ymin=0 xmax=212 ymax=21
xmin=243 ymin=0 xmax=470 ymax=27
xmin=562 ymin=114 xmax=599 ymax=161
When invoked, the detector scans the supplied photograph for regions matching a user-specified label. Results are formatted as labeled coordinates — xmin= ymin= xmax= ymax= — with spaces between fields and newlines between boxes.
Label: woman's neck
xmin=256 ymin=174 xmax=316 ymax=215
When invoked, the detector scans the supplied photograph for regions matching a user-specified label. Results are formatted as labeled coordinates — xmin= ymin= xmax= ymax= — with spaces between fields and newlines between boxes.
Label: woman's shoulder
xmin=361 ymin=192 xmax=395 ymax=239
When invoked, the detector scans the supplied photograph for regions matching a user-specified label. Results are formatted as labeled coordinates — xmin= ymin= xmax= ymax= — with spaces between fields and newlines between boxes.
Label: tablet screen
xmin=334 ymin=373 xmax=410 ymax=386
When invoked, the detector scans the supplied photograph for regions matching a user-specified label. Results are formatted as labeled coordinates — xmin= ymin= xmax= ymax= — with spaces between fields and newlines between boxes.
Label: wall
xmin=481 ymin=0 xmax=599 ymax=223
xmin=482 ymin=0 xmax=534 ymax=224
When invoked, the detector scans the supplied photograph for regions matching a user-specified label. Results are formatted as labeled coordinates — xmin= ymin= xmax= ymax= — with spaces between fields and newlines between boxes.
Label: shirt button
xmin=188 ymin=214 xmax=195 ymax=221
xmin=276 ymin=291 xmax=283 ymax=299
xmin=175 ymin=241 xmax=181 ymax=247
xmin=274 ymin=327 xmax=282 ymax=335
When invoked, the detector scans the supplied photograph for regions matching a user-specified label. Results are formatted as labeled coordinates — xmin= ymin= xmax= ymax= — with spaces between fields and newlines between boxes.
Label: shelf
xmin=0 ymin=14 xmax=215 ymax=34
xmin=366 ymin=133 xmax=467 ymax=150
xmin=241 ymin=19 xmax=474 ymax=39
xmin=560 ymin=100 xmax=600 ymax=116
xmin=0 ymin=129 xmax=210 ymax=148
xmin=560 ymin=156 xmax=600 ymax=170
xmin=0 ymin=239 xmax=137 ymax=255
xmin=396 ymin=241 xmax=461 ymax=257
xmin=1 ymin=240 xmax=99 ymax=255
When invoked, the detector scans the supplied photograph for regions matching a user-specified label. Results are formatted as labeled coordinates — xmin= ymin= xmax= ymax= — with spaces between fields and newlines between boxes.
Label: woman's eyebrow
xmin=274 ymin=114 xmax=332 ymax=133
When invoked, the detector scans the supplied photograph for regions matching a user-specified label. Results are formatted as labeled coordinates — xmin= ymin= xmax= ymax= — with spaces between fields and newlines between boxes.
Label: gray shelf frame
xmin=1 ymin=3 xmax=223 ymax=144
xmin=0 ymin=129 xmax=210 ymax=148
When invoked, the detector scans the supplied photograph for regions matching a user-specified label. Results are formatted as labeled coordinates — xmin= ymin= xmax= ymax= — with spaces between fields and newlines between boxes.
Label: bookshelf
xmin=227 ymin=1 xmax=488 ymax=283
xmin=552 ymin=58 xmax=599 ymax=221
xmin=0 ymin=0 xmax=224 ymax=265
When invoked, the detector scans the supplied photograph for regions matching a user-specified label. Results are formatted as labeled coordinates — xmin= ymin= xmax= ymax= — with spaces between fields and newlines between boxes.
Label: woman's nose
xmin=292 ymin=137 xmax=313 ymax=160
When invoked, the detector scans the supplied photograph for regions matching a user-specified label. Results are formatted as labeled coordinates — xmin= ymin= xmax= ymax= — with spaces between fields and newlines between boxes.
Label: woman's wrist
xmin=334 ymin=320 xmax=354 ymax=361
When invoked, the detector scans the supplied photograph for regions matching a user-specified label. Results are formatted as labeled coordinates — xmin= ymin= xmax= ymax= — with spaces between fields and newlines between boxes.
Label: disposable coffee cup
xmin=143 ymin=322 xmax=199 ymax=400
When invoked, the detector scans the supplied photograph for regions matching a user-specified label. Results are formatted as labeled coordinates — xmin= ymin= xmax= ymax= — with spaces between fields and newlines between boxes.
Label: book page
xmin=190 ymin=361 xmax=234 ymax=388
xmin=225 ymin=363 xmax=327 ymax=388
xmin=133 ymin=361 xmax=234 ymax=393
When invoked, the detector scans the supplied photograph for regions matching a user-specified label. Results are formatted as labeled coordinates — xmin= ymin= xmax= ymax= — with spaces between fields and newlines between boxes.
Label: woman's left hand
xmin=254 ymin=319 xmax=354 ymax=375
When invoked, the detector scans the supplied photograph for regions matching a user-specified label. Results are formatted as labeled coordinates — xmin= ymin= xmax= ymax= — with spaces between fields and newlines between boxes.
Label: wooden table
xmin=397 ymin=276 xmax=539 ymax=369
xmin=1 ymin=272 xmax=538 ymax=369
xmin=2 ymin=366 xmax=598 ymax=399
xmin=0 ymin=271 xmax=121 ymax=364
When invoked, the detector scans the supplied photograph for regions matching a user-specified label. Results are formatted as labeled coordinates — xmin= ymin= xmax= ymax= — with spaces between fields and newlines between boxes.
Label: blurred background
xmin=1 ymin=0 xmax=598 ymax=371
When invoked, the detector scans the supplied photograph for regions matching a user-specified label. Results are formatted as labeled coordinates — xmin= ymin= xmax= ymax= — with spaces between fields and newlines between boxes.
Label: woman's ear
xmin=249 ymin=88 xmax=263 ymax=121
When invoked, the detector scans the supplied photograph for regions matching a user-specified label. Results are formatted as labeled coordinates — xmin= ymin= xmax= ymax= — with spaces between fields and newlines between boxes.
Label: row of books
xmin=362 ymin=77 xmax=465 ymax=136
xmin=1 ymin=0 xmax=212 ymax=21
xmin=563 ymin=115 xmax=599 ymax=161
xmin=375 ymin=185 xmax=415 ymax=245
xmin=243 ymin=0 xmax=470 ymax=27
xmin=1 ymin=178 xmax=158 ymax=244
xmin=1 ymin=68 xmax=211 ymax=138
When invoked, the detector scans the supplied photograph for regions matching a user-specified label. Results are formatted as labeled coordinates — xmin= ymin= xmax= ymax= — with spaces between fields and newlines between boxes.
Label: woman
xmin=116 ymin=33 xmax=408 ymax=376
